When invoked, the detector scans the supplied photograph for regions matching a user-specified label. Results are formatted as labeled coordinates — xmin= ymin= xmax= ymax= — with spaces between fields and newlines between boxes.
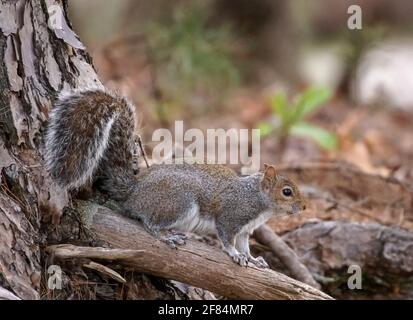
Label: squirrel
xmin=44 ymin=88 xmax=306 ymax=268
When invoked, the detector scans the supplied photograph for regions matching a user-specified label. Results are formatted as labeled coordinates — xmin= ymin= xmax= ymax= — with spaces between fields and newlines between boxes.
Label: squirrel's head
xmin=260 ymin=163 xmax=306 ymax=215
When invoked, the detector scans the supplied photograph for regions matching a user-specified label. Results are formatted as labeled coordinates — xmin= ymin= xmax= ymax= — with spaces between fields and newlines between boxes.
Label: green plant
xmin=258 ymin=87 xmax=337 ymax=151
xmin=145 ymin=2 xmax=239 ymax=110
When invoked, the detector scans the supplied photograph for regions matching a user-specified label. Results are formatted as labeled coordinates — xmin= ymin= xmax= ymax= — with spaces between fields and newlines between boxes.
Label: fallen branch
xmin=52 ymin=202 xmax=332 ymax=300
xmin=281 ymin=221 xmax=413 ymax=299
xmin=253 ymin=225 xmax=321 ymax=289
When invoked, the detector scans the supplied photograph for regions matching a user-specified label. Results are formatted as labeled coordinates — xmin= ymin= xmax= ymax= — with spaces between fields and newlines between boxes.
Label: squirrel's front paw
xmin=231 ymin=253 xmax=248 ymax=267
xmin=249 ymin=256 xmax=269 ymax=269
xmin=160 ymin=232 xmax=187 ymax=249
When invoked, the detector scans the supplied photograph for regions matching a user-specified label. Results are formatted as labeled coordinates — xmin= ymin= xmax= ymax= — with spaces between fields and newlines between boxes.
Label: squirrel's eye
xmin=282 ymin=187 xmax=293 ymax=197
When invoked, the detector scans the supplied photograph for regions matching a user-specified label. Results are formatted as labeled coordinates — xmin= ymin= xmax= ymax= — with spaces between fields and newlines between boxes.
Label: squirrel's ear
xmin=261 ymin=165 xmax=277 ymax=190
xmin=264 ymin=163 xmax=269 ymax=170
xmin=264 ymin=165 xmax=277 ymax=179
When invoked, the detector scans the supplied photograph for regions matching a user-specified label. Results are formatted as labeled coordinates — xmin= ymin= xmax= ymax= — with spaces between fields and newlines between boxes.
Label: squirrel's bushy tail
xmin=44 ymin=88 xmax=137 ymax=190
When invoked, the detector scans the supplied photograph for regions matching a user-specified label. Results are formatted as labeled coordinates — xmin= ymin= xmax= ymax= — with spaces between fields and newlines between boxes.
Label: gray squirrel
xmin=45 ymin=88 xmax=306 ymax=268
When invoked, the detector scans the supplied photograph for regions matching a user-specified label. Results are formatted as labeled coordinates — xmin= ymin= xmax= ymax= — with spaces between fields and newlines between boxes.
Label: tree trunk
xmin=0 ymin=0 xmax=99 ymax=299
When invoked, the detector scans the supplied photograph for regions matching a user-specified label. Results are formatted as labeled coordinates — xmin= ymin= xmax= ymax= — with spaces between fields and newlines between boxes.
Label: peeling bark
xmin=0 ymin=0 xmax=100 ymax=299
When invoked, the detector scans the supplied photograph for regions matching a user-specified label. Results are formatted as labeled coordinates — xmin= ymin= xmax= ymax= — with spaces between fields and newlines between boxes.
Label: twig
xmin=83 ymin=261 xmax=126 ymax=284
xmin=253 ymin=225 xmax=321 ymax=289
xmin=136 ymin=134 xmax=150 ymax=168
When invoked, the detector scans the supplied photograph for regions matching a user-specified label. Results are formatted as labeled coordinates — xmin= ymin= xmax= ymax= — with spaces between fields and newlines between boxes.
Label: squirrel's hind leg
xmin=141 ymin=219 xmax=187 ymax=249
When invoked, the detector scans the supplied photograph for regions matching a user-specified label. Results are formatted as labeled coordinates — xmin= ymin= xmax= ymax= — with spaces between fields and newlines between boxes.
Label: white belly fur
xmin=169 ymin=205 xmax=273 ymax=237
xmin=168 ymin=203 xmax=216 ymax=235
xmin=239 ymin=209 xmax=273 ymax=235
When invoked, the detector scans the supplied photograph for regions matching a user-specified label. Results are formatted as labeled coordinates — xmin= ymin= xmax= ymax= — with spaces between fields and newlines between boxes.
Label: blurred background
xmin=68 ymin=0 xmax=413 ymax=180
xmin=65 ymin=0 xmax=413 ymax=299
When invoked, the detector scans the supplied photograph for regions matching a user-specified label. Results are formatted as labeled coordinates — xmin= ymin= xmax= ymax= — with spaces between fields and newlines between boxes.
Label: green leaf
xmin=269 ymin=92 xmax=288 ymax=120
xmin=257 ymin=122 xmax=274 ymax=137
xmin=290 ymin=122 xmax=338 ymax=150
xmin=292 ymin=87 xmax=331 ymax=122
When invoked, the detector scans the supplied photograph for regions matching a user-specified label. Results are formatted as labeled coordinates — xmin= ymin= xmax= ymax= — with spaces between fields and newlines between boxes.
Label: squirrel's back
xmin=44 ymin=88 xmax=137 ymax=190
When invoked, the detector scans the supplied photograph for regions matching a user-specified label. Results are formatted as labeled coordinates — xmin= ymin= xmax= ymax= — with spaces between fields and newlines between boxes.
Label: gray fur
xmin=121 ymin=163 xmax=305 ymax=267
xmin=44 ymin=88 xmax=136 ymax=191
xmin=44 ymin=89 xmax=305 ymax=268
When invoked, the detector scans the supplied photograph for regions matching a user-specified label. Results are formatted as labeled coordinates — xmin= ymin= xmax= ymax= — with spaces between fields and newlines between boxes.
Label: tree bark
xmin=0 ymin=0 xmax=99 ymax=299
